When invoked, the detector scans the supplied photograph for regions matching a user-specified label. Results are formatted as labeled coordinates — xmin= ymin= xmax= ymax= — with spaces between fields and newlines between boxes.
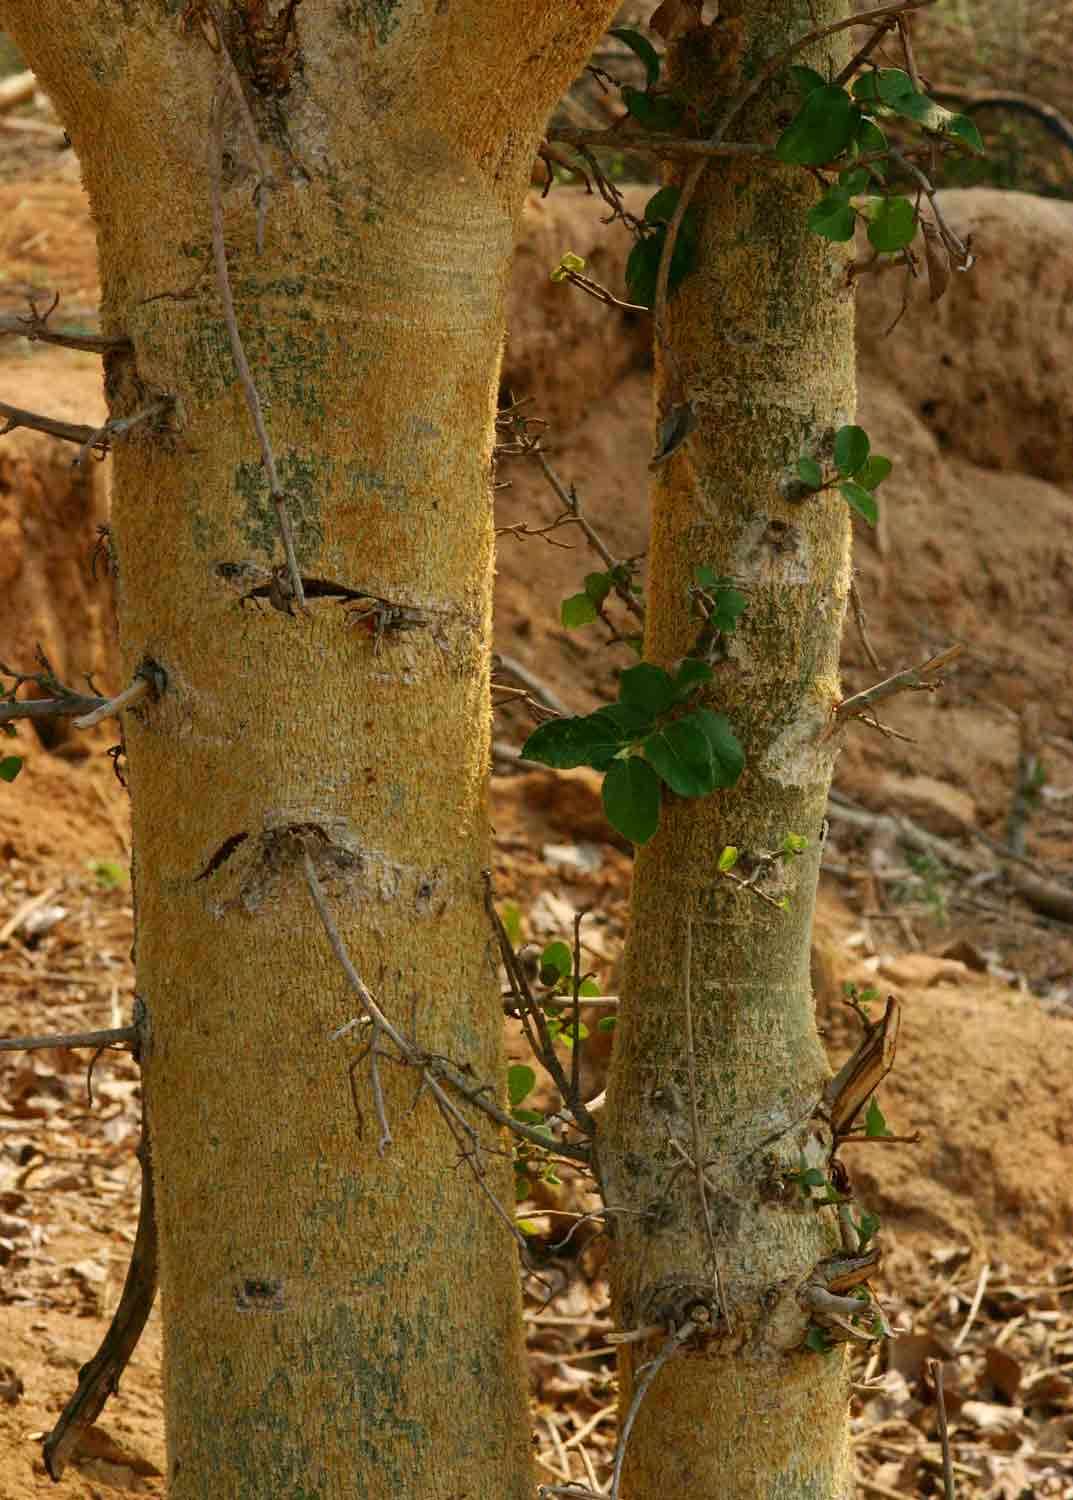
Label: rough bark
xmin=0 ymin=3 xmax=617 ymax=1496
xmin=600 ymin=4 xmax=857 ymax=1497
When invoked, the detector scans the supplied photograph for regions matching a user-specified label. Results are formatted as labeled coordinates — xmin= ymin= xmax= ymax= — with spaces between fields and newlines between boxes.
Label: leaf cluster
xmin=796 ymin=423 xmax=890 ymax=526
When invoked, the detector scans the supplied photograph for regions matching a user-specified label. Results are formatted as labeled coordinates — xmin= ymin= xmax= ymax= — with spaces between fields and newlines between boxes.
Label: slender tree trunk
xmin=601 ymin=4 xmax=857 ymax=1496
xmin=0 ymin=3 xmax=616 ymax=1495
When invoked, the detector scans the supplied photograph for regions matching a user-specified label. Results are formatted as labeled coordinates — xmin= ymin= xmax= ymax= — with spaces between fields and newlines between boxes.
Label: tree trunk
xmin=0 ymin=3 xmax=616 ymax=1495
xmin=601 ymin=4 xmax=857 ymax=1497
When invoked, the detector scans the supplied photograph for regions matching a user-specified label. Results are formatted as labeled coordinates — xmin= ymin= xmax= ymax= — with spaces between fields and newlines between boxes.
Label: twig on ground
xmin=926 ymin=1357 xmax=957 ymax=1500
xmin=208 ymin=77 xmax=304 ymax=611
xmin=44 ymin=1110 xmax=158 ymax=1479
xmin=953 ymin=1262 xmax=990 ymax=1349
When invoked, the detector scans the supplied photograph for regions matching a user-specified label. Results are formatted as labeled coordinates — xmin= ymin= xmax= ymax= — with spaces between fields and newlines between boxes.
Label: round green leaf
xmin=508 ymin=1064 xmax=536 ymax=1107
xmin=540 ymin=941 xmax=573 ymax=981
xmin=622 ymin=86 xmax=684 ymax=134
xmin=856 ymin=454 xmax=892 ymax=491
xmin=561 ymin=592 xmax=599 ymax=628
xmin=644 ymin=186 xmax=680 ymax=224
xmin=602 ymin=756 xmax=661 ymax=845
xmin=839 ymin=480 xmax=879 ymax=525
xmin=644 ymin=719 xmax=717 ymax=798
xmin=808 ymin=191 xmax=856 ymax=242
xmin=583 ymin=571 xmax=613 ymax=606
xmin=947 ymin=113 xmax=984 ymax=154
xmin=710 ymin=586 xmax=748 ymax=634
xmin=775 ymin=85 xmax=858 ymax=166
xmin=838 ymin=166 xmax=870 ymax=193
xmin=833 ymin=424 xmax=870 ymax=474
xmin=673 ymin=657 xmax=714 ymax=699
xmin=618 ymin=663 xmax=677 ymax=717
xmin=789 ymin=64 xmax=826 ymax=96
xmin=686 ymin=709 xmax=744 ymax=787
xmin=0 ymin=755 xmax=23 ymax=783
xmin=796 ymin=456 xmax=824 ymax=490
xmin=866 ymin=195 xmax=917 ymax=252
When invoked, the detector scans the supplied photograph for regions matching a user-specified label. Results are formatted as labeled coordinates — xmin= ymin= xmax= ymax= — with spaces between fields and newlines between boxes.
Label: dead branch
xmin=44 ymin=1110 xmax=159 ymax=1479
xmin=832 ymin=643 xmax=962 ymax=728
xmin=925 ymin=1357 xmax=958 ymax=1500
xmin=546 ymin=127 xmax=771 ymax=160
xmin=825 ymin=995 xmax=900 ymax=1138
xmin=0 ymin=649 xmax=105 ymax=725
xmin=73 ymin=673 xmax=152 ymax=729
xmin=0 ymin=1024 xmax=136 ymax=1054
xmin=0 ymin=293 xmax=131 ymax=355
xmin=0 ymin=400 xmax=109 ymax=452
xmin=493 ymin=653 xmax=571 ymax=718
xmin=208 ymin=77 xmax=304 ymax=611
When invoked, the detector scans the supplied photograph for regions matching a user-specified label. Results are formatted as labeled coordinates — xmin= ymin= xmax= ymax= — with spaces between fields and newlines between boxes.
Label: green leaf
xmin=540 ymin=941 xmax=573 ymax=982
xmin=673 ymin=657 xmax=714 ymax=699
xmin=775 ymin=85 xmax=858 ymax=166
xmin=578 ymin=976 xmax=601 ymax=998
xmin=508 ymin=1064 xmax=537 ymax=1107
xmin=851 ymin=68 xmax=914 ymax=106
xmin=602 ymin=756 xmax=662 ymax=845
xmin=561 ymin=592 xmax=599 ymax=628
xmin=521 ymin=715 xmax=613 ymax=770
xmin=88 ymin=858 xmax=127 ymax=890
xmin=858 ymin=115 xmax=888 ymax=158
xmin=644 ymin=719 xmax=718 ymax=798
xmin=687 ymin=709 xmax=745 ymax=786
xmin=805 ymin=1326 xmax=835 ymax=1354
xmin=796 ymin=456 xmax=824 ymax=490
xmin=796 ymin=1166 xmax=827 ymax=1189
xmin=866 ymin=195 xmax=917 ymax=252
xmin=693 ymin=563 xmax=723 ymax=590
xmin=856 ymin=1212 xmax=880 ymax=1249
xmin=644 ymin=186 xmax=680 ymax=224
xmin=560 ymin=1020 xmax=589 ymax=1049
xmin=808 ymin=190 xmax=856 ymax=242
xmin=718 ymin=845 xmax=739 ymax=872
xmin=789 ymin=64 xmax=826 ymax=95
xmin=609 ymin=26 xmax=662 ymax=88
xmin=833 ymin=424 xmax=870 ymax=475
xmin=947 ymin=113 xmax=984 ymax=154
xmin=597 ymin=1015 xmax=617 ymax=1033
xmin=855 ymin=454 xmax=892 ymax=491
xmin=0 ymin=755 xmax=23 ymax=783
xmin=865 ymin=1096 xmax=890 ymax=1138
xmin=622 ymin=86 xmax=685 ymax=133
xmin=618 ymin=663 xmax=677 ymax=717
xmin=782 ymin=832 xmax=809 ymax=854
xmin=583 ymin=571 xmax=613 ymax=607
xmin=625 ymin=235 xmax=662 ymax=308
xmin=710 ymin=586 xmax=748 ymax=634
xmin=550 ymin=251 xmax=587 ymax=282
xmin=838 ymin=166 xmax=870 ymax=193
xmin=839 ymin=480 xmax=879 ymax=526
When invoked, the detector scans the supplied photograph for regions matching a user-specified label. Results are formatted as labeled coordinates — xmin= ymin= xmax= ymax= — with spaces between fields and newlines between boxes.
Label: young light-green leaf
xmin=602 ymin=756 xmax=662 ymax=845
xmin=865 ymin=1096 xmax=890 ymax=1138
xmin=508 ymin=1064 xmax=537 ymax=1107
xmin=561 ymin=592 xmax=599 ymax=628
xmin=718 ymin=845 xmax=739 ymax=872
xmin=609 ymin=26 xmax=662 ymax=88
xmin=775 ymin=85 xmax=858 ymax=166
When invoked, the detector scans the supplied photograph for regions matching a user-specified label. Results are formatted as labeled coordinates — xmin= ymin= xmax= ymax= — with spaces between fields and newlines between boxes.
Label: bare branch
xmin=44 ymin=1114 xmax=158 ymax=1479
xmin=73 ymin=673 xmax=152 ymax=729
xmin=0 ymin=1025 xmax=136 ymax=1054
xmin=0 ymin=293 xmax=131 ymax=355
xmin=832 ymin=643 xmax=962 ymax=728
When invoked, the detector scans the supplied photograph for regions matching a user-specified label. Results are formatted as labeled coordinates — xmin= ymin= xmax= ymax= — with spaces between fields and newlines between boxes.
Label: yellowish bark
xmin=601 ymin=4 xmax=858 ymax=1496
xmin=0 ymin=2 xmax=618 ymax=1495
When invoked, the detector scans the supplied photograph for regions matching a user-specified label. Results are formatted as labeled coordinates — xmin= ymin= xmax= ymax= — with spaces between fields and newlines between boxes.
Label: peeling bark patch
xmin=199 ymin=818 xmax=449 ymax=919
xmin=194 ymin=831 xmax=249 ymax=882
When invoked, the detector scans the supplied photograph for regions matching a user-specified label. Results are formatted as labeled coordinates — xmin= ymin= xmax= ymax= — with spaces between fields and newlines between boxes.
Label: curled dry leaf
xmin=649 ymin=0 xmax=703 ymax=43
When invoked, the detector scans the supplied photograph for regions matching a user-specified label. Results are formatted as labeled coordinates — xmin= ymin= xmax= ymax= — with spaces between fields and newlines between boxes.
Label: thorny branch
xmin=208 ymin=77 xmax=305 ymax=612
xmin=0 ymin=293 xmax=131 ymax=355
xmin=832 ymin=643 xmax=963 ymax=730
xmin=0 ymin=397 xmax=169 ymax=463
xmin=0 ymin=649 xmax=104 ymax=726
